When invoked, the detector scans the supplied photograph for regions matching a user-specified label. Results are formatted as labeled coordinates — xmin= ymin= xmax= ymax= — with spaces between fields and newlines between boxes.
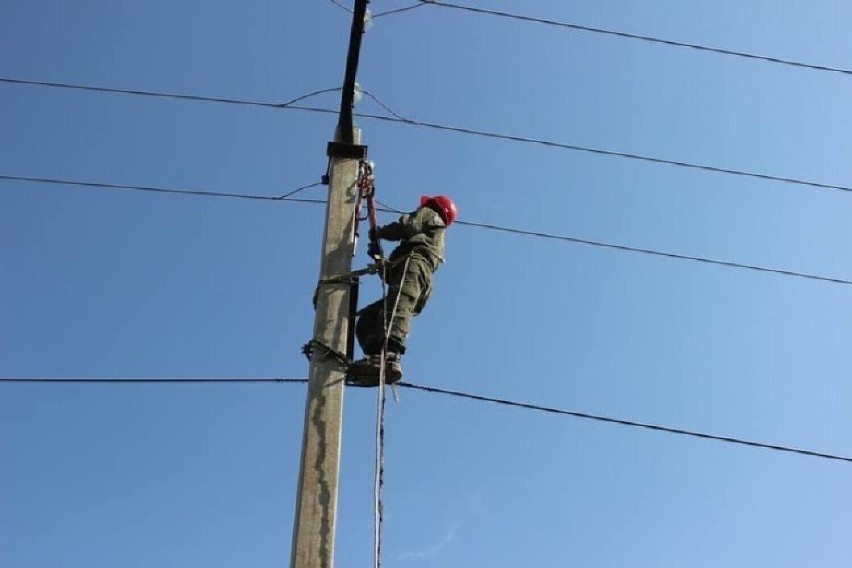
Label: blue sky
xmin=2 ymin=1 xmax=852 ymax=566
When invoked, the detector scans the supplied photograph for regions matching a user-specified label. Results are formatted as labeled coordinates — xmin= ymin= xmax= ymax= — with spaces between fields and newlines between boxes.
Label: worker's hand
xmin=367 ymin=240 xmax=383 ymax=260
xmin=369 ymin=227 xmax=380 ymax=242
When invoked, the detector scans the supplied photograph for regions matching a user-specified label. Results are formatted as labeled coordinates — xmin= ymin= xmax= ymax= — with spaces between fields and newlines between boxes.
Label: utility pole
xmin=290 ymin=2 xmax=369 ymax=567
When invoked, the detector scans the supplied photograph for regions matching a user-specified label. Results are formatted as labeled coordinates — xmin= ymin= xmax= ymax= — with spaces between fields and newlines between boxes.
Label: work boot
xmin=384 ymin=352 xmax=403 ymax=384
xmin=347 ymin=353 xmax=403 ymax=386
xmin=347 ymin=355 xmax=382 ymax=387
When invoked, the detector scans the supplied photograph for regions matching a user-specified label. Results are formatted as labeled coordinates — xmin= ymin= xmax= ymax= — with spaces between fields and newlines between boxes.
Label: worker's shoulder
xmin=416 ymin=206 xmax=446 ymax=228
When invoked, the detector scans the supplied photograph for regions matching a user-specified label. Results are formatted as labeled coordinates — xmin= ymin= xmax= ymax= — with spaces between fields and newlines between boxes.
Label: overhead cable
xmin=346 ymin=106 xmax=852 ymax=195
xmin=3 ymin=376 xmax=850 ymax=464
xmin=455 ymin=218 xmax=852 ymax=286
xmin=0 ymin=174 xmax=325 ymax=204
xmin=0 ymin=377 xmax=308 ymax=384
xmin=373 ymin=3 xmax=426 ymax=18
xmin=397 ymin=382 xmax=852 ymax=464
xmin=5 ymin=174 xmax=851 ymax=287
xmin=374 ymin=197 xmax=852 ymax=286
xmin=416 ymin=1 xmax=852 ymax=77
xmin=0 ymin=77 xmax=339 ymax=109
xmin=329 ymin=0 xmax=354 ymax=13
xmin=4 ymin=76 xmax=852 ymax=195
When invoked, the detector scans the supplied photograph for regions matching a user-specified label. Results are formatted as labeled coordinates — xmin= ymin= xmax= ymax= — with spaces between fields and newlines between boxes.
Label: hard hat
xmin=420 ymin=195 xmax=458 ymax=226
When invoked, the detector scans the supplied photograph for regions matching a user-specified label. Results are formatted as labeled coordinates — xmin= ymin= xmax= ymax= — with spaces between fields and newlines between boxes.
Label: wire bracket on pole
xmin=301 ymin=339 xmax=351 ymax=368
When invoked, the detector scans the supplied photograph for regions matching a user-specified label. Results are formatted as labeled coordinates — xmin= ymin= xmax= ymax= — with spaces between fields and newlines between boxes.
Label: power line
xmin=3 ymin=376 xmax=849 ymax=464
xmin=454 ymin=218 xmax=852 ymax=286
xmin=0 ymin=377 xmax=308 ymax=384
xmin=361 ymin=89 xmax=410 ymax=121
xmin=373 ymin=3 xmax=426 ymax=18
xmin=396 ymin=382 xmax=852 ymax=464
xmin=332 ymin=0 xmax=424 ymax=19
xmin=0 ymin=174 xmax=326 ymax=204
xmin=416 ymin=0 xmax=852 ymax=77
xmin=347 ymin=105 xmax=852 ymax=195
xmin=5 ymin=174 xmax=851 ymax=287
xmin=329 ymin=0 xmax=353 ymax=14
xmin=5 ymin=76 xmax=852 ymax=195
xmin=278 ymin=182 xmax=325 ymax=200
xmin=0 ymin=77 xmax=339 ymax=110
xmin=376 ymin=197 xmax=852 ymax=285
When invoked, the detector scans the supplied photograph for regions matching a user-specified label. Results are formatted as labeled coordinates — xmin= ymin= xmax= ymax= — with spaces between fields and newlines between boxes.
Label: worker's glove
xmin=367 ymin=240 xmax=382 ymax=260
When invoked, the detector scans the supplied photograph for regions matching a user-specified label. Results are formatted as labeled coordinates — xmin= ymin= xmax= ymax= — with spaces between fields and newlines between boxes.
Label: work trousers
xmin=355 ymin=254 xmax=435 ymax=356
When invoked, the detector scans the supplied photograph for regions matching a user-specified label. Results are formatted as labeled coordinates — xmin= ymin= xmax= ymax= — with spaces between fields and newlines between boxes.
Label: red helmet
xmin=420 ymin=195 xmax=458 ymax=226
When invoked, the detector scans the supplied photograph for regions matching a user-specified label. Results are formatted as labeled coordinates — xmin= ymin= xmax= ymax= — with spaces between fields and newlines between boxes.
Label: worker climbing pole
xmin=291 ymin=1 xmax=458 ymax=566
xmin=311 ymin=152 xmax=460 ymax=387
xmin=298 ymin=154 xmax=458 ymax=568
xmin=344 ymin=160 xmax=460 ymax=568
xmin=348 ymin=184 xmax=458 ymax=385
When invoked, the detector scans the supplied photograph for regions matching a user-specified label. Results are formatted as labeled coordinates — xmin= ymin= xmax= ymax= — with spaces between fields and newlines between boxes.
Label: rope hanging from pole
xmin=373 ymin=255 xmax=410 ymax=568
xmin=370 ymin=163 xmax=392 ymax=568
xmin=352 ymin=157 xmax=391 ymax=568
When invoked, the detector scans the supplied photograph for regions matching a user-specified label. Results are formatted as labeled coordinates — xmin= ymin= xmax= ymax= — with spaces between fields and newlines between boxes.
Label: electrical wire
xmin=329 ymin=0 xmax=354 ymax=13
xmin=278 ymin=182 xmax=324 ymax=200
xmin=5 ymin=174 xmax=852 ymax=287
xmin=373 ymin=3 xmax=426 ymax=18
xmin=346 ymin=105 xmax=852 ymax=195
xmin=0 ymin=77 xmax=339 ymax=110
xmin=455 ymin=218 xmax=852 ymax=286
xmin=373 ymin=197 xmax=852 ymax=287
xmin=0 ymin=377 xmax=308 ymax=383
xmin=416 ymin=1 xmax=852 ymax=77
xmin=359 ymin=89 xmax=852 ymax=194
xmin=360 ymin=89 xmax=410 ymax=121
xmin=3 ymin=376 xmax=850 ymax=464
xmin=5 ymin=76 xmax=852 ymax=196
xmin=0 ymin=174 xmax=326 ymax=204
xmin=280 ymin=87 xmax=343 ymax=108
xmin=396 ymin=382 xmax=852 ymax=464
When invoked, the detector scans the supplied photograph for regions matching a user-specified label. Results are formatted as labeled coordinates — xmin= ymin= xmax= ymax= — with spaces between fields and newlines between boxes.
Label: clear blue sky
xmin=3 ymin=1 xmax=852 ymax=566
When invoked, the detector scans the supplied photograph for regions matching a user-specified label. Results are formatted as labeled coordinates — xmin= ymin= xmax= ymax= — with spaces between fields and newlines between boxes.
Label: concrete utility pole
xmin=290 ymin=1 xmax=369 ymax=567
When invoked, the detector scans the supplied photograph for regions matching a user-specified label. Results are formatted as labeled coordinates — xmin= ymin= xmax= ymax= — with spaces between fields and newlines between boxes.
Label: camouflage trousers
xmin=355 ymin=254 xmax=435 ymax=356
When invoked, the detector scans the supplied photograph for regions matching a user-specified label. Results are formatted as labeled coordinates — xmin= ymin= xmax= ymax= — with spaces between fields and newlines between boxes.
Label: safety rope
xmin=373 ymin=356 xmax=387 ymax=568
xmin=352 ymin=159 xmax=405 ymax=568
xmin=374 ymin=256 xmax=411 ymax=568
xmin=351 ymin=158 xmax=389 ymax=568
